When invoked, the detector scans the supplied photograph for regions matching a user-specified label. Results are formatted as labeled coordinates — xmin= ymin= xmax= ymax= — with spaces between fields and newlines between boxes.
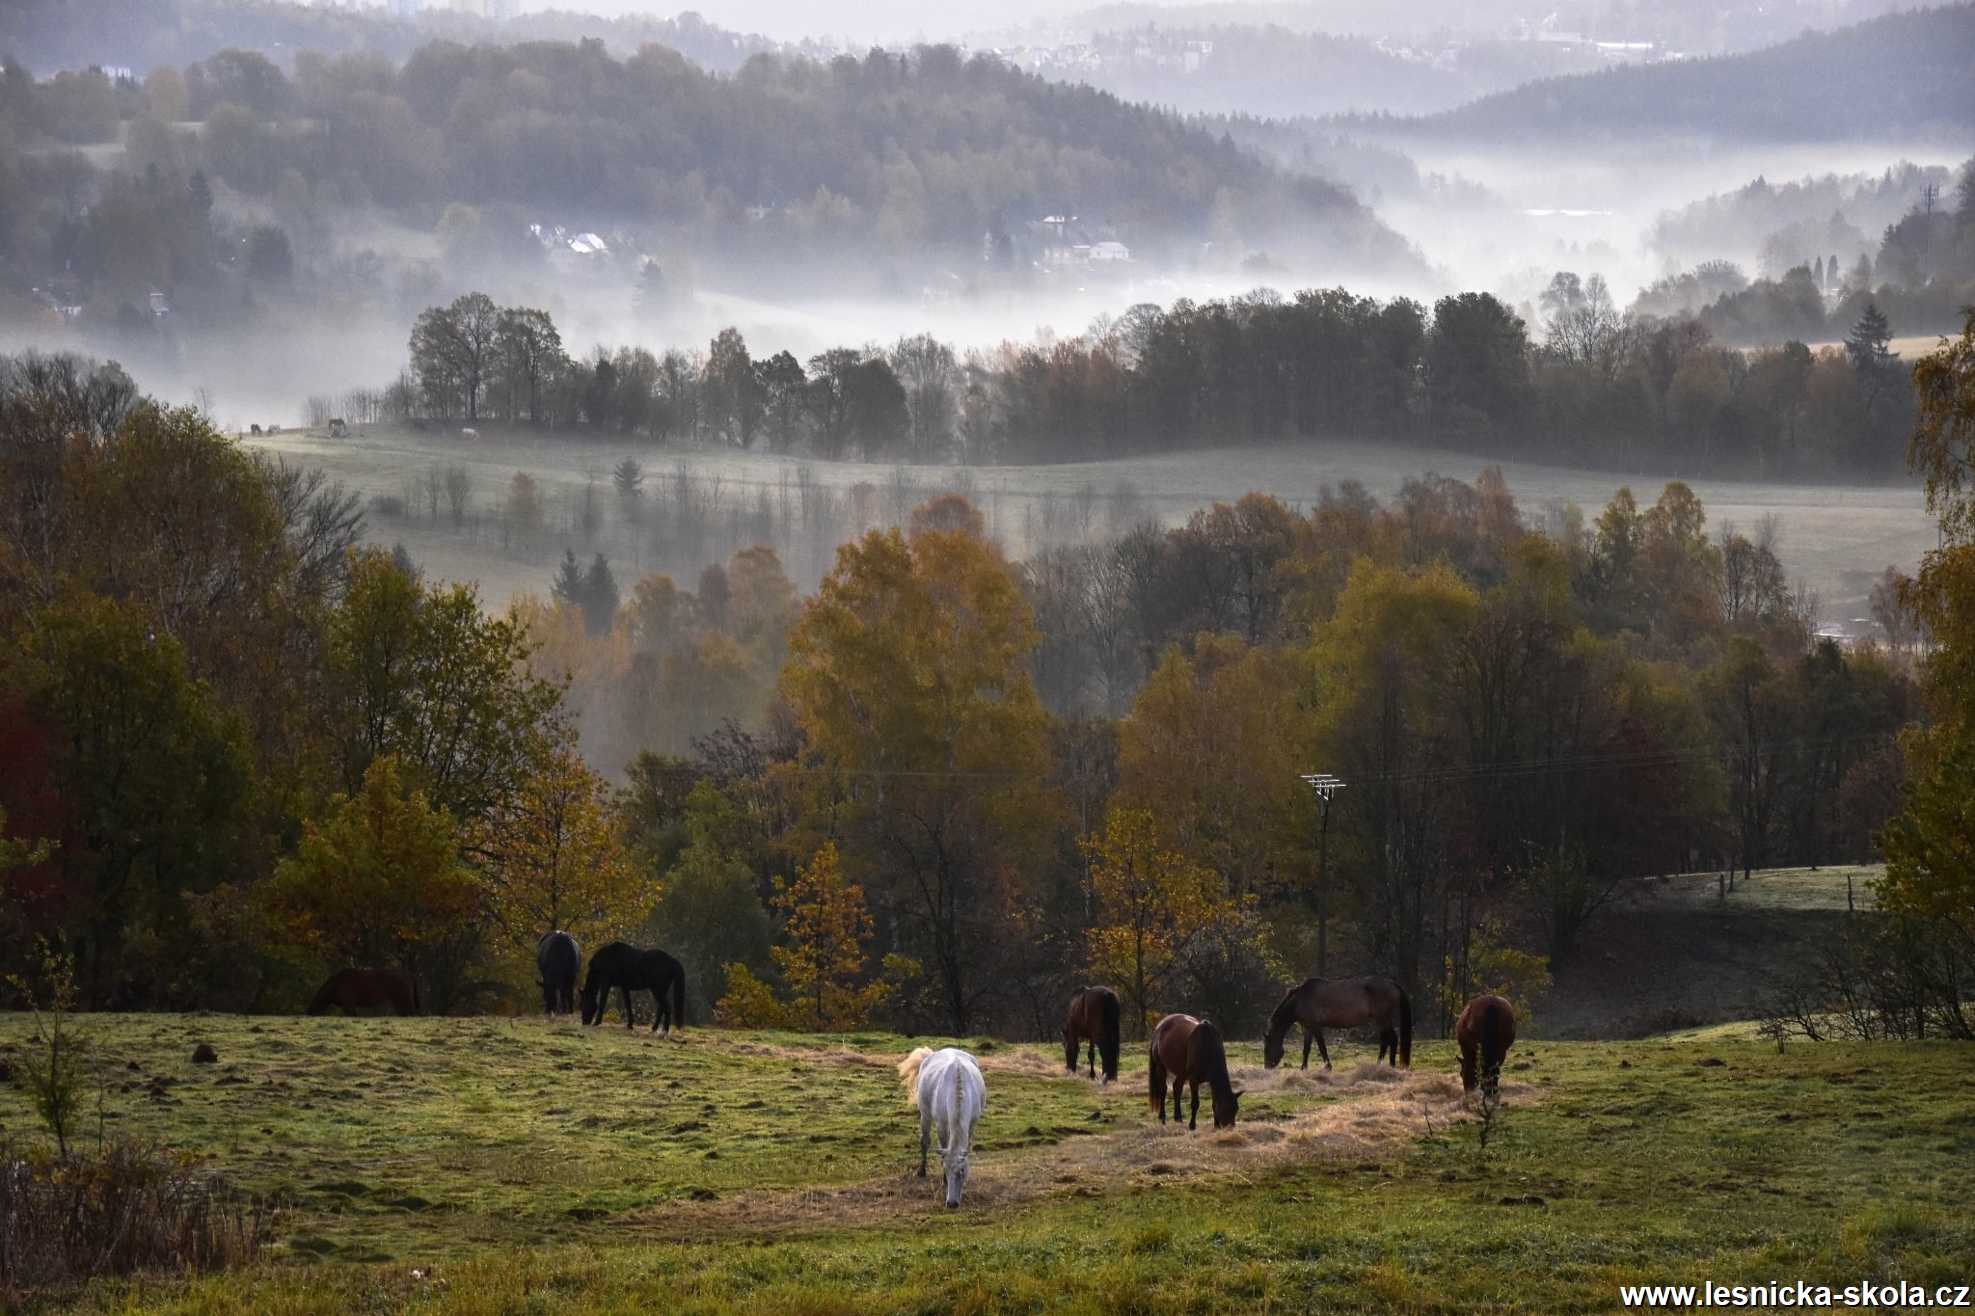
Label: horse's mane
xmin=1192 ymin=1020 xmax=1236 ymax=1100
xmin=898 ymin=1046 xmax=933 ymax=1110
xmin=1265 ymin=983 xmax=1306 ymax=1037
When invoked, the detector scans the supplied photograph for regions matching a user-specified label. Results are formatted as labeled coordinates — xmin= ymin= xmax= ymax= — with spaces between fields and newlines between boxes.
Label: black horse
xmin=580 ymin=942 xmax=687 ymax=1035
xmin=536 ymin=930 xmax=581 ymax=1016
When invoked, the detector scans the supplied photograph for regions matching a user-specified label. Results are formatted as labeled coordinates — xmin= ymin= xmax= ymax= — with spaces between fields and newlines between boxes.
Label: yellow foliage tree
xmin=1118 ymin=633 xmax=1310 ymax=899
xmin=471 ymin=743 xmax=646 ymax=951
xmin=781 ymin=504 xmax=1056 ymax=1032
xmin=261 ymin=755 xmax=479 ymax=982
xmin=771 ymin=842 xmax=889 ymax=1031
xmin=1081 ymin=806 xmax=1234 ymax=1035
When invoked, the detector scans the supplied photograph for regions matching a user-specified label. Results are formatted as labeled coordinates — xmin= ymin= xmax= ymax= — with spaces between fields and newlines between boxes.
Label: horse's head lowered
xmin=579 ymin=981 xmax=602 ymax=1025
xmin=942 ymin=1143 xmax=970 ymax=1208
xmin=1212 ymin=1084 xmax=1243 ymax=1130
xmin=1262 ymin=1027 xmax=1285 ymax=1070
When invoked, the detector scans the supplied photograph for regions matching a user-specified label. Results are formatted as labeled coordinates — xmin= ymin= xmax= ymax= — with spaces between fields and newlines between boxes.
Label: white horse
xmin=898 ymin=1046 xmax=985 ymax=1208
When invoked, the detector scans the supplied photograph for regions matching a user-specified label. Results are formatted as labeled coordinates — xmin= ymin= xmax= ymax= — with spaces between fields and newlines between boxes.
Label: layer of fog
xmin=1360 ymin=139 xmax=1968 ymax=313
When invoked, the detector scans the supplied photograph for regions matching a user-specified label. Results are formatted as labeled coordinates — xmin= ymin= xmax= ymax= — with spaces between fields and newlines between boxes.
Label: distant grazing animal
xmin=536 ymin=930 xmax=581 ymax=1016
xmin=327 ymin=417 xmax=348 ymax=437
xmin=1263 ymin=975 xmax=1412 ymax=1070
xmin=459 ymin=426 xmax=479 ymax=440
xmin=249 ymin=423 xmax=262 ymax=435
xmin=1148 ymin=1013 xmax=1240 ymax=1130
xmin=1456 ymin=994 xmax=1517 ymax=1103
xmin=899 ymin=1046 xmax=986 ymax=1208
xmin=580 ymin=942 xmax=686 ymax=1034
xmin=265 ymin=424 xmax=280 ymax=434
xmin=305 ymin=967 xmax=417 ymax=1017
xmin=1063 ymin=986 xmax=1121 ymax=1083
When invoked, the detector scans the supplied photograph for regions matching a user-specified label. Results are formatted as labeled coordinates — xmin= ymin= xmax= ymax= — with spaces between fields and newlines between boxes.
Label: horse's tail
xmin=1397 ymin=983 xmax=1412 ymax=1067
xmin=898 ymin=1046 xmax=933 ymax=1109
xmin=305 ymin=979 xmax=333 ymax=1016
xmin=671 ymin=966 xmax=686 ymax=1032
xmin=1147 ymin=1041 xmax=1165 ymax=1115
xmin=1098 ymin=989 xmax=1121 ymax=1082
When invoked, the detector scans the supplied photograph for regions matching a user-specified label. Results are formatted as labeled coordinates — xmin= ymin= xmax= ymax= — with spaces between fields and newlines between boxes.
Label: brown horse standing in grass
xmin=1063 ymin=986 xmax=1122 ymax=1083
xmin=305 ymin=968 xmax=417 ymax=1016
xmin=1262 ymin=975 xmax=1411 ymax=1070
xmin=1456 ymin=995 xmax=1517 ymax=1102
xmin=1148 ymin=1014 xmax=1241 ymax=1130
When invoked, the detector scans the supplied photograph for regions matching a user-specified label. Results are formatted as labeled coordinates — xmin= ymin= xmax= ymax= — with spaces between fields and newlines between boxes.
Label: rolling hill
xmin=1345 ymin=4 xmax=1975 ymax=143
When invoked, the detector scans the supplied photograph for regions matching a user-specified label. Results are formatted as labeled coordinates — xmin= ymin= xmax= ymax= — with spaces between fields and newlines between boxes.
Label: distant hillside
xmin=1350 ymin=5 xmax=1975 ymax=143
xmin=1009 ymin=26 xmax=1610 ymax=120
xmin=0 ymin=0 xmax=802 ymax=76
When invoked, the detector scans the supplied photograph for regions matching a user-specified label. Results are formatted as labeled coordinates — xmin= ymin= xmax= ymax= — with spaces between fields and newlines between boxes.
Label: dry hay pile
xmin=636 ymin=1061 xmax=1502 ymax=1239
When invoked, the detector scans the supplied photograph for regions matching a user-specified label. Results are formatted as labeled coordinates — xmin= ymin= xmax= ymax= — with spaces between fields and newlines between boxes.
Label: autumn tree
xmin=1081 ymin=806 xmax=1230 ymax=1036
xmin=261 ymin=754 xmax=479 ymax=993
xmin=781 ymin=500 xmax=1055 ymax=1031
xmin=328 ymin=548 xmax=563 ymax=825
xmin=767 ymin=841 xmax=889 ymax=1031
xmin=1879 ymin=311 xmax=1975 ymax=996
xmin=472 ymin=744 xmax=644 ymax=952
xmin=13 ymin=594 xmax=252 ymax=1003
xmin=1117 ymin=633 xmax=1309 ymax=900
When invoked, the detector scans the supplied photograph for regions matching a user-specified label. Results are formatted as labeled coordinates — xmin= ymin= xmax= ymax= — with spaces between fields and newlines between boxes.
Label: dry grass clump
xmin=638 ymin=1064 xmax=1503 ymax=1240
xmin=0 ymin=1137 xmax=274 ymax=1298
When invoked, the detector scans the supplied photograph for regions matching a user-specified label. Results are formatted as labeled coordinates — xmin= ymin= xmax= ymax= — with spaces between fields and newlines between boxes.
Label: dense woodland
xmin=5 ymin=319 xmax=1973 ymax=1043
xmin=379 ymin=277 xmax=1923 ymax=477
xmin=0 ymin=29 xmax=1415 ymax=320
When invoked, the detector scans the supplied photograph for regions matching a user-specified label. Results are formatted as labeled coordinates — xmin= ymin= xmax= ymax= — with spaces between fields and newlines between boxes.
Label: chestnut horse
xmin=306 ymin=967 xmax=417 ymax=1016
xmin=1148 ymin=1014 xmax=1241 ymax=1130
xmin=1456 ymin=994 xmax=1517 ymax=1102
xmin=1063 ymin=986 xmax=1121 ymax=1083
xmin=1262 ymin=975 xmax=1411 ymax=1070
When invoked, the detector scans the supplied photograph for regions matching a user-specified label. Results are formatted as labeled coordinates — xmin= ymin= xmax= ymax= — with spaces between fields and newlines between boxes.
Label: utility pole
xmin=1299 ymin=773 xmax=1345 ymax=977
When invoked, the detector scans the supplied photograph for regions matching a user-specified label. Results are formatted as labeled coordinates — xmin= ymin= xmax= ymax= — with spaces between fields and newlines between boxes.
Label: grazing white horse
xmin=898 ymin=1046 xmax=985 ymax=1208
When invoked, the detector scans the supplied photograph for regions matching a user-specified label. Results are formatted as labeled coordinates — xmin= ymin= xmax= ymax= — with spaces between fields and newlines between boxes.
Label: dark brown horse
xmin=1456 ymin=994 xmax=1517 ymax=1102
xmin=1063 ymin=986 xmax=1121 ymax=1083
xmin=1148 ymin=1014 xmax=1241 ymax=1130
xmin=1263 ymin=975 xmax=1411 ymax=1070
xmin=306 ymin=967 xmax=417 ymax=1016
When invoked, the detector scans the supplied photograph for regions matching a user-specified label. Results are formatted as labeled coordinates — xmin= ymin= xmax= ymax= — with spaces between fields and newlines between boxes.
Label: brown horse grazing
xmin=1063 ymin=986 xmax=1122 ymax=1083
xmin=1148 ymin=1014 xmax=1241 ymax=1130
xmin=1262 ymin=975 xmax=1412 ymax=1070
xmin=1456 ymin=994 xmax=1517 ymax=1102
xmin=306 ymin=967 xmax=417 ymax=1016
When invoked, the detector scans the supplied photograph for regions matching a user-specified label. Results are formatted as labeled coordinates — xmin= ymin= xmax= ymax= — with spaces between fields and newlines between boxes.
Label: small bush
xmin=0 ymin=1137 xmax=274 ymax=1296
xmin=367 ymin=493 xmax=407 ymax=520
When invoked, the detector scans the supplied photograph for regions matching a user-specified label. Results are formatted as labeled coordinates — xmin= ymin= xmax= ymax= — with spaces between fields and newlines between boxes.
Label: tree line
xmin=12 ymin=325 xmax=1972 ymax=1042
xmin=394 ymin=282 xmax=1919 ymax=478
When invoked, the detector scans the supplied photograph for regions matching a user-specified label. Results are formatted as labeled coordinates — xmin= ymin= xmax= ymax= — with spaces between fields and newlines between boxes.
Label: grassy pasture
xmin=248 ymin=426 xmax=1935 ymax=620
xmin=2 ymin=1013 xmax=1970 ymax=1312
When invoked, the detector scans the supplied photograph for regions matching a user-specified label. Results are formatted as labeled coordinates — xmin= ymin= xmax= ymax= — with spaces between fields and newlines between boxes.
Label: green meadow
xmin=1 ymin=1013 xmax=1969 ymax=1312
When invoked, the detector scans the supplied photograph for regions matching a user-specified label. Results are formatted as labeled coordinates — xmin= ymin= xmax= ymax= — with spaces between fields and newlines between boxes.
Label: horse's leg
xmin=1300 ymin=1028 xmax=1313 ymax=1070
xmin=1315 ymin=1029 xmax=1331 ymax=1069
xmin=918 ymin=1105 xmax=931 ymax=1177
xmin=1172 ymin=1079 xmax=1184 ymax=1125
xmin=650 ymin=987 xmax=662 ymax=1033
xmin=620 ymin=984 xmax=634 ymax=1028
xmin=1087 ymin=1039 xmax=1097 ymax=1080
xmin=1187 ymin=1080 xmax=1199 ymax=1131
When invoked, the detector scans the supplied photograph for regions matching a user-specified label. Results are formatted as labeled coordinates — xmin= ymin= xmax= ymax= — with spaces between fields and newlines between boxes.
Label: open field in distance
xmin=250 ymin=425 xmax=1938 ymax=620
